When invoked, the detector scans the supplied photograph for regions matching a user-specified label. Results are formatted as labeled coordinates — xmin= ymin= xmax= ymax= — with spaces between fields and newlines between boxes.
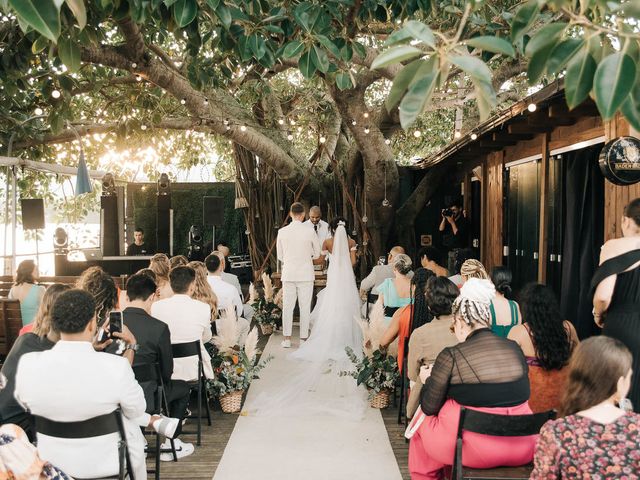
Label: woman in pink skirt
xmin=408 ymin=278 xmax=537 ymax=479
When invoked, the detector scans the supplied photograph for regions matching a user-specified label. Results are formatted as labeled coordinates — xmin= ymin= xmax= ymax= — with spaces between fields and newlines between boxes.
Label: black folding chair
xmin=365 ymin=292 xmax=378 ymax=320
xmin=451 ymin=407 xmax=555 ymax=480
xmin=397 ymin=337 xmax=409 ymax=426
xmin=33 ymin=408 xmax=133 ymax=480
xmin=171 ymin=340 xmax=212 ymax=446
xmin=132 ymin=363 xmax=178 ymax=478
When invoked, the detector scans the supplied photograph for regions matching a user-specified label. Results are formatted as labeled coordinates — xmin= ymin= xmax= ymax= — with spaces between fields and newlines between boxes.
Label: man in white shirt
xmin=210 ymin=250 xmax=254 ymax=322
xmin=277 ymin=202 xmax=322 ymax=347
xmin=151 ymin=266 xmax=214 ymax=381
xmin=14 ymin=289 xmax=149 ymax=480
xmin=205 ymin=253 xmax=250 ymax=345
xmin=303 ymin=205 xmax=331 ymax=245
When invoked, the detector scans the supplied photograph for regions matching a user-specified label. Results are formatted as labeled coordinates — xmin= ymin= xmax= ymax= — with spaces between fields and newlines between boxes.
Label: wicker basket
xmin=219 ymin=390 xmax=244 ymax=413
xmin=259 ymin=323 xmax=274 ymax=335
xmin=369 ymin=389 xmax=391 ymax=409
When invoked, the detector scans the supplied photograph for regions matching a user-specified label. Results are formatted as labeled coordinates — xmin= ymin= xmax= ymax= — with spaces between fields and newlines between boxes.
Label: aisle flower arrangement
xmin=208 ymin=309 xmax=272 ymax=413
xmin=250 ymin=273 xmax=282 ymax=335
xmin=340 ymin=301 xmax=399 ymax=408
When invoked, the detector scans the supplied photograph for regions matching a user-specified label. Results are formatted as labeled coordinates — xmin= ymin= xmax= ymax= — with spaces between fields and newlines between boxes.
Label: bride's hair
xmin=329 ymin=216 xmax=348 ymax=235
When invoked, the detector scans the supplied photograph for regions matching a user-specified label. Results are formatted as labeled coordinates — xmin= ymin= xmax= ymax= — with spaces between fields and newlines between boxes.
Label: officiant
xmin=304 ymin=206 xmax=330 ymax=245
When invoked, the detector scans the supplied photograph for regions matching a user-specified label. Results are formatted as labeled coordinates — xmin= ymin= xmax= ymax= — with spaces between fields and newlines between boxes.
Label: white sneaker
xmin=160 ymin=438 xmax=195 ymax=462
xmin=281 ymin=339 xmax=291 ymax=348
xmin=152 ymin=415 xmax=180 ymax=439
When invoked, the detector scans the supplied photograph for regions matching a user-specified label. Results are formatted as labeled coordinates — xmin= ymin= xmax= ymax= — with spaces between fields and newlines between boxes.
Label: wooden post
xmin=537 ymin=133 xmax=550 ymax=283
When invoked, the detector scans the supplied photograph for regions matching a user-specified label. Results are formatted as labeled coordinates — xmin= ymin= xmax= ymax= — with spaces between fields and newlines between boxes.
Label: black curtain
xmin=559 ymin=144 xmax=604 ymax=339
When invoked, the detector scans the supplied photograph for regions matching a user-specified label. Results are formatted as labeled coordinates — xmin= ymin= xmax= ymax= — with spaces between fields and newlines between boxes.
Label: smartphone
xmin=109 ymin=311 xmax=123 ymax=339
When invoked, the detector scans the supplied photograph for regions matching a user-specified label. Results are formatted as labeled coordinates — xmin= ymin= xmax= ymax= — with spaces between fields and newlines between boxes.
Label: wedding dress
xmin=250 ymin=223 xmax=367 ymax=418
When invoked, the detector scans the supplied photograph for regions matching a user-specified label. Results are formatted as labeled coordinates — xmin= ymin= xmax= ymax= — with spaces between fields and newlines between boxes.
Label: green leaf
xmin=371 ymin=45 xmax=422 ymax=70
xmin=620 ymin=82 xmax=640 ymax=132
xmin=283 ymin=40 xmax=303 ymax=58
xmin=164 ymin=0 xmax=179 ymax=6
xmin=215 ymin=4 xmax=232 ymax=29
xmin=248 ymin=34 xmax=266 ymax=59
xmin=511 ymin=0 xmax=540 ymax=43
xmin=450 ymin=55 xmax=492 ymax=85
xmin=524 ymin=22 xmax=567 ymax=57
xmin=205 ymin=0 xmax=220 ymax=8
xmin=546 ymin=38 xmax=584 ymax=75
xmin=399 ymin=70 xmax=439 ymax=128
xmin=465 ymin=36 xmax=515 ymax=57
xmin=64 ymin=0 xmax=86 ymax=29
xmin=352 ymin=41 xmax=365 ymax=59
xmin=8 ymin=0 xmax=61 ymax=42
xmin=385 ymin=59 xmax=426 ymax=111
xmin=58 ymin=36 xmax=81 ymax=71
xmin=593 ymin=52 xmax=637 ymax=119
xmin=527 ymin=40 xmax=557 ymax=84
xmin=403 ymin=21 xmax=435 ymax=48
xmin=316 ymin=35 xmax=340 ymax=58
xmin=173 ymin=0 xmax=197 ymax=27
xmin=31 ymin=35 xmax=49 ymax=54
xmin=310 ymin=45 xmax=329 ymax=73
xmin=473 ymin=79 xmax=496 ymax=120
xmin=384 ymin=28 xmax=414 ymax=47
xmin=565 ymin=50 xmax=597 ymax=109
xmin=298 ymin=49 xmax=316 ymax=78
xmin=264 ymin=24 xmax=283 ymax=34
xmin=340 ymin=43 xmax=353 ymax=62
xmin=335 ymin=71 xmax=353 ymax=90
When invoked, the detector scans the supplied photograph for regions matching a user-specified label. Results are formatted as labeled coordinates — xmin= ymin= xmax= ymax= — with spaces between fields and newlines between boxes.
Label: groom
xmin=276 ymin=202 xmax=322 ymax=348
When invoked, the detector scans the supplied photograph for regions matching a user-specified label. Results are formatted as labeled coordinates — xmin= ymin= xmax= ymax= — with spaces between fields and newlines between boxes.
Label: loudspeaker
xmin=101 ymin=195 xmax=119 ymax=256
xmin=203 ymin=196 xmax=224 ymax=226
xmin=20 ymin=199 xmax=45 ymax=230
xmin=156 ymin=194 xmax=172 ymax=254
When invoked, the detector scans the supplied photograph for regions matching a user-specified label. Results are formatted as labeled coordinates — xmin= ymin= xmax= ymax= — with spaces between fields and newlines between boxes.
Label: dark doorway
xmin=470 ymin=178 xmax=482 ymax=257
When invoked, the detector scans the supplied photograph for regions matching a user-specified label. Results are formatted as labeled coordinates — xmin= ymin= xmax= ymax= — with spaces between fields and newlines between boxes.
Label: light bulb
xmin=471 ymin=133 xmax=478 ymax=140
xmin=364 ymin=127 xmax=370 ymax=134
xmin=351 ymin=120 xmax=357 ymax=126
xmin=180 ymin=98 xmax=186 ymax=105
xmin=135 ymin=75 xmax=142 ymax=82
xmin=527 ymin=103 xmax=537 ymax=112
xmin=204 ymin=98 xmax=209 ymax=105
xmin=287 ymin=134 xmax=293 ymax=140
xmin=278 ymin=119 xmax=284 ymax=125
xmin=51 ymin=89 xmax=61 ymax=99
xmin=290 ymin=119 xmax=296 ymax=126
xmin=454 ymin=131 xmax=462 ymax=139
xmin=131 ymin=62 xmax=138 ymax=68
xmin=319 ymin=136 xmax=326 ymax=144
xmin=34 ymin=107 xmax=43 ymax=116
xmin=297 ymin=126 xmax=302 ymax=132
xmin=413 ymin=130 xmax=421 ymax=138
xmin=226 ymin=125 xmax=231 ymax=131
xmin=363 ymin=112 xmax=369 ymax=118
xmin=240 ymin=125 xmax=247 ymax=132
xmin=384 ymin=138 xmax=391 ymax=145
xmin=141 ymin=124 xmax=147 ymax=130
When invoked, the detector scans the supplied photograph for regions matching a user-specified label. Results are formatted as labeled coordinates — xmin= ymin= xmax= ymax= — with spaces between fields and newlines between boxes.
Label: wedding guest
xmin=216 ymin=241 xmax=232 ymax=273
xmin=359 ymin=246 xmax=407 ymax=298
xmin=211 ymin=250 xmax=254 ymax=321
xmin=489 ymin=266 xmax=521 ymax=337
xmin=406 ymin=276 xmax=459 ymax=418
xmin=169 ymin=255 xmax=188 ymax=269
xmin=418 ymin=247 xmax=448 ymax=277
xmin=447 ymin=248 xmax=476 ymax=288
xmin=377 ymin=254 xmax=413 ymax=325
xmin=8 ymin=260 xmax=45 ymax=327
xmin=409 ymin=278 xmax=535 ymax=480
xmin=304 ymin=205 xmax=331 ymax=245
xmin=14 ymin=289 xmax=149 ymax=479
xmin=460 ymin=259 xmax=488 ymax=283
xmin=0 ymin=284 xmax=69 ymax=439
xmin=530 ymin=336 xmax=639 ymax=478
xmin=151 ymin=266 xmax=214 ymax=381
xmin=379 ymin=268 xmax=434 ymax=373
xmin=75 ymin=266 xmax=118 ymax=327
xmin=508 ymin=284 xmax=579 ymax=413
xmin=149 ymin=253 xmax=174 ymax=299
xmin=187 ymin=261 xmax=218 ymax=320
xmin=592 ymin=197 xmax=640 ymax=412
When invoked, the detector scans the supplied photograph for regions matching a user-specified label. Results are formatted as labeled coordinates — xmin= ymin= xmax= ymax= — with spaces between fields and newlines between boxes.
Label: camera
xmin=441 ymin=208 xmax=454 ymax=217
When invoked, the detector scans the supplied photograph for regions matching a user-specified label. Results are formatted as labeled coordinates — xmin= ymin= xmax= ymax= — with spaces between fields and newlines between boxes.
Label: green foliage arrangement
xmin=340 ymin=346 xmax=400 ymax=400
xmin=207 ymin=347 xmax=272 ymax=397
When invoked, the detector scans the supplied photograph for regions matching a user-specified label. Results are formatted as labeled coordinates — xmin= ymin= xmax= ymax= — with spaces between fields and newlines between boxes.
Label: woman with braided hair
xmin=408 ymin=278 xmax=536 ymax=480
xmin=75 ymin=266 xmax=119 ymax=327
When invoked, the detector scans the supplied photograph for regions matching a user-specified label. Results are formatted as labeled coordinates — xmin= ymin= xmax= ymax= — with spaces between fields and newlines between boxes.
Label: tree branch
xmin=116 ymin=17 xmax=146 ymax=62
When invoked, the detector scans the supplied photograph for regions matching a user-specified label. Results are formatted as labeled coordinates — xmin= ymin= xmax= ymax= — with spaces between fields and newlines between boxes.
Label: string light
xmin=454 ymin=131 xmax=462 ymax=139
xmin=135 ymin=75 xmax=142 ymax=82
xmin=287 ymin=134 xmax=294 ymax=140
xmin=290 ymin=119 xmax=296 ymax=126
xmin=363 ymin=112 xmax=369 ymax=119
xmin=141 ymin=124 xmax=147 ymax=130
xmin=203 ymin=98 xmax=209 ymax=105
xmin=34 ymin=107 xmax=43 ymax=116
xmin=527 ymin=103 xmax=537 ymax=112
xmin=351 ymin=120 xmax=357 ymax=126
xmin=223 ymin=119 xmax=229 ymax=125
xmin=131 ymin=62 xmax=138 ymax=68
xmin=180 ymin=98 xmax=186 ymax=105
xmin=297 ymin=126 xmax=302 ymax=132
xmin=413 ymin=130 xmax=422 ymax=138
xmin=51 ymin=89 xmax=61 ymax=99
xmin=471 ymin=133 xmax=478 ymax=140
xmin=319 ymin=136 xmax=326 ymax=144
xmin=278 ymin=119 xmax=284 ymax=125
xmin=364 ymin=127 xmax=370 ymax=134
xmin=384 ymin=138 xmax=391 ymax=145
xmin=240 ymin=125 xmax=247 ymax=132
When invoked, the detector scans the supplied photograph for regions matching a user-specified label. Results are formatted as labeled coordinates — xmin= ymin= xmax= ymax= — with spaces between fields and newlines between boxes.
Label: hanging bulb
xmin=278 ymin=119 xmax=284 ymax=125
xmin=245 ymin=230 xmax=250 ymax=235
xmin=131 ymin=62 xmax=138 ymax=68
xmin=203 ymin=98 xmax=209 ymax=105
xmin=223 ymin=119 xmax=229 ymax=125
xmin=226 ymin=125 xmax=231 ymax=131
xmin=454 ymin=131 xmax=462 ymax=139
xmin=34 ymin=107 xmax=43 ymax=116
xmin=363 ymin=112 xmax=369 ymax=119
xmin=319 ymin=136 xmax=326 ymax=144
xmin=527 ymin=103 xmax=537 ymax=112
xmin=384 ymin=138 xmax=391 ymax=145
xmin=240 ymin=125 xmax=247 ymax=132
xmin=290 ymin=119 xmax=296 ymax=126
xmin=351 ymin=119 xmax=357 ymax=126
xmin=471 ymin=133 xmax=478 ymax=140
xmin=135 ymin=75 xmax=142 ymax=82
xmin=51 ymin=89 xmax=61 ymax=99
xmin=297 ymin=126 xmax=302 ymax=132
xmin=413 ymin=130 xmax=422 ymax=138
xmin=180 ymin=98 xmax=186 ymax=105
xmin=141 ymin=124 xmax=147 ymax=130
xmin=287 ymin=134 xmax=294 ymax=140
xmin=352 ymin=229 xmax=357 ymax=236
xmin=362 ymin=216 xmax=368 ymax=223
xmin=364 ymin=127 xmax=370 ymax=134
xmin=382 ymin=199 xmax=390 ymax=207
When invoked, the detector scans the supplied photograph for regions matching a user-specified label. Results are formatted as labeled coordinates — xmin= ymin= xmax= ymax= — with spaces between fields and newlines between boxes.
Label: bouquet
xmin=251 ymin=274 xmax=282 ymax=328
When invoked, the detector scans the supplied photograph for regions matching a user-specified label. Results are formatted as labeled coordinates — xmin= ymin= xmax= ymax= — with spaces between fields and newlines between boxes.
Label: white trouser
xmin=243 ymin=303 xmax=255 ymax=322
xmin=124 ymin=416 xmax=148 ymax=480
xmin=282 ymin=281 xmax=313 ymax=338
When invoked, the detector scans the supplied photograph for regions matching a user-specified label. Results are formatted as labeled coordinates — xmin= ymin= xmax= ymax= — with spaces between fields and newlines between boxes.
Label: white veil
xmin=249 ymin=223 xmax=367 ymax=418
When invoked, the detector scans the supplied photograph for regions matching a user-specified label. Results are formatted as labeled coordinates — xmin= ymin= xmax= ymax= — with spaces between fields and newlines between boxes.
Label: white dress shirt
xmin=221 ymin=271 xmax=243 ymax=298
xmin=303 ymin=219 xmax=331 ymax=245
xmin=360 ymin=264 xmax=414 ymax=295
xmin=151 ymin=294 xmax=213 ymax=381
xmin=277 ymin=220 xmax=321 ymax=282
xmin=207 ymin=275 xmax=243 ymax=315
xmin=14 ymin=341 xmax=147 ymax=480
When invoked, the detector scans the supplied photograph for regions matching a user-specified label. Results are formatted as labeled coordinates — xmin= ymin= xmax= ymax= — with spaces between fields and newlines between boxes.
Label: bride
xmin=251 ymin=217 xmax=367 ymax=417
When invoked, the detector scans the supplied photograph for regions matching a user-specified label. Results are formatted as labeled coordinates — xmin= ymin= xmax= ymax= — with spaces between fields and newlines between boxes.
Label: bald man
xmin=359 ymin=246 xmax=412 ymax=298
xmin=303 ymin=206 xmax=330 ymax=245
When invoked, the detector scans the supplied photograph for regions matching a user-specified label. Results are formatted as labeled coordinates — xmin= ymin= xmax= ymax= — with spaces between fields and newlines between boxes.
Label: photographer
xmin=438 ymin=200 xmax=469 ymax=274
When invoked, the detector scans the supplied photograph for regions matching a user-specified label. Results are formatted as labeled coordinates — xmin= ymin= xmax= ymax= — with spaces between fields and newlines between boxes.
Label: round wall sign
xmin=599 ymin=136 xmax=640 ymax=185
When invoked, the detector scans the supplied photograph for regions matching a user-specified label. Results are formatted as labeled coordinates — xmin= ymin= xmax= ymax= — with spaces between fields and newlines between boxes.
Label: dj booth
xmin=55 ymin=254 xmax=153 ymax=277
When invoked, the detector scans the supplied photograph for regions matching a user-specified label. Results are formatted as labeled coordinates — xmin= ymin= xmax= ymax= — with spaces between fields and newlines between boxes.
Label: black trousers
xmin=164 ymin=379 xmax=190 ymax=437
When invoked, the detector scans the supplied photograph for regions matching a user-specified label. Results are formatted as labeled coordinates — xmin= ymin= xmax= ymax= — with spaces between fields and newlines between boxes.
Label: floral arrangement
xmin=207 ymin=309 xmax=272 ymax=397
xmin=250 ymin=273 xmax=282 ymax=328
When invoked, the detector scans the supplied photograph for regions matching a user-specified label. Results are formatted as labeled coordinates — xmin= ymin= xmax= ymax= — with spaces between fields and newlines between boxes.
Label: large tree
xmin=1 ymin=0 xmax=638 ymax=269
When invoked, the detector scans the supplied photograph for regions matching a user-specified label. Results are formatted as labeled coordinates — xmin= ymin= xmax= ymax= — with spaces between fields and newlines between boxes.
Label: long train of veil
xmin=249 ymin=223 xmax=367 ymax=418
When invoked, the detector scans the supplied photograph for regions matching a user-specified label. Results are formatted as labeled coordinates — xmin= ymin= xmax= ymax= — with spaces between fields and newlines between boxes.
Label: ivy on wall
xmin=131 ymin=182 xmax=246 ymax=256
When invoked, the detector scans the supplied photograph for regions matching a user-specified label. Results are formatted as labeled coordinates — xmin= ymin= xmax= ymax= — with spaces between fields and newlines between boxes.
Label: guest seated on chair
xmin=120 ymin=273 xmax=194 ymax=460
xmin=379 ymin=268 xmax=434 ymax=373
xmin=531 ymin=336 xmax=639 ymax=478
xmin=418 ymin=247 xmax=448 ymax=277
xmin=0 ymin=284 xmax=69 ymax=439
xmin=169 ymin=255 xmax=188 ymax=269
xmin=508 ymin=284 xmax=578 ymax=413
xmin=75 ymin=266 xmax=119 ymax=328
xmin=447 ymin=248 xmax=477 ymax=288
xmin=377 ymin=254 xmax=413 ymax=325
xmin=409 ymin=278 xmax=536 ymax=480
xmin=406 ymin=276 xmax=459 ymax=418
xmin=149 ymin=253 xmax=174 ymax=299
xmin=359 ymin=246 xmax=407 ymax=301
xmin=9 ymin=260 xmax=45 ymax=329
xmin=211 ymin=251 xmax=254 ymax=322
xmin=14 ymin=289 xmax=150 ymax=480
xmin=151 ymin=266 xmax=214 ymax=382
xmin=186 ymin=261 xmax=218 ymax=320
xmin=489 ymin=266 xmax=521 ymax=337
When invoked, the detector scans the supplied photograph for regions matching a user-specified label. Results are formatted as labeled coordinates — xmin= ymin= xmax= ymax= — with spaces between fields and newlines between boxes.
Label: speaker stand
xmin=211 ymin=225 xmax=216 ymax=254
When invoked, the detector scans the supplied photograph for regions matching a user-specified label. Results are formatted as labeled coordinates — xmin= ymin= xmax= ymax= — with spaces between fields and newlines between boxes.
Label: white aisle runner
xmin=212 ymin=330 xmax=404 ymax=480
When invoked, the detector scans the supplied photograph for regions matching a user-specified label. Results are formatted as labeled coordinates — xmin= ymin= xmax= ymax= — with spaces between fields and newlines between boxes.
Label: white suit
xmin=277 ymin=219 xmax=321 ymax=338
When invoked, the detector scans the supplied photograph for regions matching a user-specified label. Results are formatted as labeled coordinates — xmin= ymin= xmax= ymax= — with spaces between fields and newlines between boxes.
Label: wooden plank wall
xmin=481 ymin=151 xmax=504 ymax=271
xmin=604 ymin=114 xmax=640 ymax=240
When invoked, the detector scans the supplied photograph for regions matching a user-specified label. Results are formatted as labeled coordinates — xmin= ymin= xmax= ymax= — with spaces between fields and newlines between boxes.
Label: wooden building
xmin=413 ymin=80 xmax=640 ymax=338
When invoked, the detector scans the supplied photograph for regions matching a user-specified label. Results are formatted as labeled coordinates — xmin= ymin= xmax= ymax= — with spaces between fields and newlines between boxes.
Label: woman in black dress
xmin=592 ymin=197 xmax=640 ymax=412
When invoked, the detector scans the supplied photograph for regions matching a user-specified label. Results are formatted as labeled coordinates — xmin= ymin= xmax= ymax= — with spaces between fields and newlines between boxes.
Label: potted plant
xmin=208 ymin=310 xmax=272 ymax=413
xmin=250 ymin=273 xmax=282 ymax=335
